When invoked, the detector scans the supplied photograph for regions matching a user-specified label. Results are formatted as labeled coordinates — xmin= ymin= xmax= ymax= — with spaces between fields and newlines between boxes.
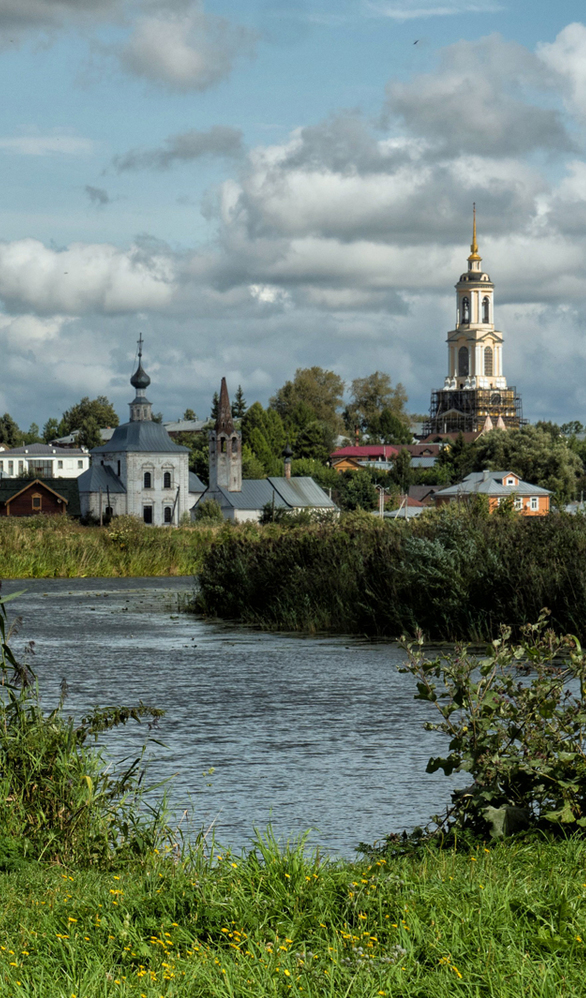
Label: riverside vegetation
xmin=195 ymin=504 xmax=586 ymax=641
xmin=0 ymin=516 xmax=218 ymax=579
xmin=3 ymin=586 xmax=586 ymax=997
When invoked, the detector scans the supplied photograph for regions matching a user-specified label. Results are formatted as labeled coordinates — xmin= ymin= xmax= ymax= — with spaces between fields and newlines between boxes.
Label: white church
xmin=78 ymin=343 xmax=336 ymax=525
xmin=78 ymin=341 xmax=205 ymax=525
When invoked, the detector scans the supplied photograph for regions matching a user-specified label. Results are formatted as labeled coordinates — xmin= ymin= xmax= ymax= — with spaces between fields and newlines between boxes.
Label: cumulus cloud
xmin=538 ymin=23 xmax=586 ymax=122
xmin=384 ymin=33 xmax=572 ymax=157
xmin=120 ymin=1 xmax=256 ymax=91
xmin=113 ymin=125 xmax=243 ymax=172
xmin=0 ymin=238 xmax=177 ymax=315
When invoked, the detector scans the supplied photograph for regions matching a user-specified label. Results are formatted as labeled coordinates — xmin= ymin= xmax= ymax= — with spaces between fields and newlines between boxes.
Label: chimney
xmin=482 ymin=469 xmax=490 ymax=481
xmin=283 ymin=441 xmax=293 ymax=480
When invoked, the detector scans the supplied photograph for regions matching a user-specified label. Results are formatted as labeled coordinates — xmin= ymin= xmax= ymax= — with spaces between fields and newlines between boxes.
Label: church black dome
xmin=130 ymin=361 xmax=151 ymax=392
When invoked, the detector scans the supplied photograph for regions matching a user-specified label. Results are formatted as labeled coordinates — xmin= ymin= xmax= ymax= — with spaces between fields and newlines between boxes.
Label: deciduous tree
xmin=270 ymin=367 xmax=345 ymax=432
xmin=59 ymin=397 xmax=119 ymax=436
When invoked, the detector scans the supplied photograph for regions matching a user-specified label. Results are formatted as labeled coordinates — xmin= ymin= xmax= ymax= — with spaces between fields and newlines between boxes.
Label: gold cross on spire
xmin=468 ymin=202 xmax=481 ymax=262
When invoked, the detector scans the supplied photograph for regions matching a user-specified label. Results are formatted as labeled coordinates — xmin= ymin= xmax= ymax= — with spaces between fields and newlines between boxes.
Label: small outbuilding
xmin=0 ymin=478 xmax=81 ymax=517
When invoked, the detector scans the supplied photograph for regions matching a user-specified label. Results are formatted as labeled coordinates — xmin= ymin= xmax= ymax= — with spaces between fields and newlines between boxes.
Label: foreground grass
xmin=1 ymin=834 xmax=586 ymax=997
xmin=0 ymin=517 xmax=218 ymax=579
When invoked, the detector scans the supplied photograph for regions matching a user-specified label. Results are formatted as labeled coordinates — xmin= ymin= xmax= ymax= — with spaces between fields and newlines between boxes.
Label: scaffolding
xmin=423 ymin=386 xmax=525 ymax=436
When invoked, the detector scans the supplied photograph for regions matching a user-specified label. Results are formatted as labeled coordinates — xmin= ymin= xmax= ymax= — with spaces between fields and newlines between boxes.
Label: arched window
xmin=143 ymin=471 xmax=152 ymax=489
xmin=164 ymin=507 xmax=173 ymax=524
xmin=231 ymin=437 xmax=238 ymax=454
xmin=143 ymin=506 xmax=153 ymax=524
xmin=462 ymin=297 xmax=470 ymax=323
xmin=482 ymin=296 xmax=490 ymax=323
xmin=220 ymin=437 xmax=226 ymax=453
xmin=163 ymin=471 xmax=172 ymax=489
xmin=484 ymin=346 xmax=493 ymax=376
xmin=458 ymin=346 xmax=469 ymax=377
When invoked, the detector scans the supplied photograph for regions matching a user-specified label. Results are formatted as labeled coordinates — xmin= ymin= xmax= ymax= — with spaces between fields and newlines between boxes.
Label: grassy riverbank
xmin=195 ymin=507 xmax=586 ymax=641
xmin=0 ymin=834 xmax=584 ymax=997
xmin=0 ymin=517 xmax=217 ymax=578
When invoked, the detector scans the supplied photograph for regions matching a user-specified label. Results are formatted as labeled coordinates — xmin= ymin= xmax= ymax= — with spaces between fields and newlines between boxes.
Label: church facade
xmin=78 ymin=342 xmax=205 ymax=525
xmin=424 ymin=209 xmax=524 ymax=435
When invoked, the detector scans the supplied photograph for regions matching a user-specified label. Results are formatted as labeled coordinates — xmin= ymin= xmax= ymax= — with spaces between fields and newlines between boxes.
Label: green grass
xmin=1 ymin=832 xmax=586 ymax=997
xmin=0 ymin=516 xmax=218 ymax=579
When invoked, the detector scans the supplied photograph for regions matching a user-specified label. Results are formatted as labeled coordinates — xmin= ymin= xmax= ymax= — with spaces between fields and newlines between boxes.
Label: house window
xmin=482 ymin=296 xmax=490 ymax=323
xmin=117 ymin=461 xmax=121 ymax=477
xmin=18 ymin=461 xmax=24 ymax=474
xmin=484 ymin=346 xmax=493 ymax=376
xmin=58 ymin=460 xmax=63 ymax=469
xmin=514 ymin=497 xmax=522 ymax=510
xmin=232 ymin=437 xmax=238 ymax=453
xmin=164 ymin=506 xmax=173 ymax=523
xmin=530 ymin=497 xmax=538 ymax=511
xmin=32 ymin=494 xmax=42 ymax=511
xmin=78 ymin=460 xmax=83 ymax=469
xmin=0 ymin=461 xmax=3 ymax=471
xmin=143 ymin=506 xmax=153 ymax=524
xmin=506 ymin=477 xmax=516 ymax=486
xmin=8 ymin=461 xmax=13 ymax=474
xmin=105 ymin=505 xmax=113 ymax=518
xmin=462 ymin=297 xmax=470 ymax=323
xmin=163 ymin=471 xmax=172 ymax=489
xmin=458 ymin=346 xmax=469 ymax=377
xmin=144 ymin=471 xmax=152 ymax=489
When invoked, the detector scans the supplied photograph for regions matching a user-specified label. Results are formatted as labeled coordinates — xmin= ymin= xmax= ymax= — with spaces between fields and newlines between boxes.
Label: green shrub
xmin=193 ymin=498 xmax=224 ymax=523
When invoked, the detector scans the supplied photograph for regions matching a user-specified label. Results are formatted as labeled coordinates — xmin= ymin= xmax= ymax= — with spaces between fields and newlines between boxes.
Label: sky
xmin=2 ymin=0 xmax=586 ymax=428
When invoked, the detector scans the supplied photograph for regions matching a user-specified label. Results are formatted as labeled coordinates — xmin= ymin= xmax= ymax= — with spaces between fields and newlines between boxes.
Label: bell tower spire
xmin=208 ymin=378 xmax=242 ymax=492
xmin=467 ymin=203 xmax=482 ymax=271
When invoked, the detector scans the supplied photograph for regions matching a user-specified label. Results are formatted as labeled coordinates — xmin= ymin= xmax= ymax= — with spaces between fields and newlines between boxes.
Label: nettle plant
xmin=400 ymin=611 xmax=586 ymax=837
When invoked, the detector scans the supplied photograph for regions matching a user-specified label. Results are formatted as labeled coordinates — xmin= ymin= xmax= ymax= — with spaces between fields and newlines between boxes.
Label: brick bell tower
xmin=208 ymin=377 xmax=242 ymax=492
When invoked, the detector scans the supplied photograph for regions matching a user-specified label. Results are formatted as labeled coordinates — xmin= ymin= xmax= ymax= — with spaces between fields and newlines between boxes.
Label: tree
xmin=294 ymin=420 xmax=335 ymax=464
xmin=183 ymin=408 xmax=197 ymax=421
xmin=42 ymin=418 xmax=60 ymax=443
xmin=231 ymin=385 xmax=247 ymax=419
xmin=270 ymin=367 xmax=345 ymax=433
xmin=369 ymin=408 xmax=413 ymax=445
xmin=472 ymin=426 xmax=582 ymax=502
xmin=210 ymin=392 xmax=219 ymax=422
xmin=77 ymin=416 xmax=102 ymax=451
xmin=59 ymin=397 xmax=119 ymax=436
xmin=0 ymin=413 xmax=21 ymax=448
xmin=21 ymin=422 xmax=42 ymax=445
xmin=344 ymin=371 xmax=409 ymax=436
xmin=194 ymin=498 xmax=223 ymax=523
xmin=561 ymin=421 xmax=584 ymax=438
xmin=337 ymin=470 xmax=377 ymax=511
xmin=241 ymin=402 xmax=286 ymax=476
xmin=242 ymin=444 xmax=267 ymax=480
xmin=174 ymin=432 xmax=209 ymax=483
xmin=437 ymin=432 xmax=477 ymax=483
xmin=390 ymin=448 xmax=413 ymax=493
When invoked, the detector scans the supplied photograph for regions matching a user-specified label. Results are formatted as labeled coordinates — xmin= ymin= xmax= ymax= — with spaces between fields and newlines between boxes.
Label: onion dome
xmin=130 ymin=334 xmax=151 ymax=393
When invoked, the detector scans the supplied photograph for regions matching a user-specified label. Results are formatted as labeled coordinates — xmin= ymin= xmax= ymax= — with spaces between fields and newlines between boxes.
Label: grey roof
xmin=410 ymin=456 xmax=437 ymax=468
xmin=78 ymin=464 xmax=126 ymax=494
xmin=91 ymin=420 xmax=189 ymax=455
xmin=52 ymin=428 xmax=114 ymax=446
xmin=189 ymin=472 xmax=206 ymax=493
xmin=164 ymin=419 xmax=208 ymax=433
xmin=382 ymin=506 xmax=427 ymax=519
xmin=209 ymin=476 xmax=336 ymax=511
xmin=2 ymin=443 xmax=87 ymax=457
xmin=435 ymin=470 xmax=551 ymax=499
xmin=268 ymin=476 xmax=336 ymax=509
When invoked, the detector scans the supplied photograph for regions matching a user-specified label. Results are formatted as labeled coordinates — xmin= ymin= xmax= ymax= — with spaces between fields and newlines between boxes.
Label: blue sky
xmin=1 ymin=0 xmax=586 ymax=428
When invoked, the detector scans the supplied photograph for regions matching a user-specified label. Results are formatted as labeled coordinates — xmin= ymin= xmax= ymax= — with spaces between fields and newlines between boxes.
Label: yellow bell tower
xmin=425 ymin=207 xmax=524 ymax=435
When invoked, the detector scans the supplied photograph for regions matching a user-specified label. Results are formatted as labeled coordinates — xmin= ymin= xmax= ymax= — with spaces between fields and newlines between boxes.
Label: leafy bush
xmin=400 ymin=612 xmax=586 ymax=837
xmin=0 ymin=590 xmax=170 ymax=866
xmin=193 ymin=498 xmax=224 ymax=523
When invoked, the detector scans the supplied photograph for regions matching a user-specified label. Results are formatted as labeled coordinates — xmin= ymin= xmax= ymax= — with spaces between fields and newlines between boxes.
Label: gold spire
xmin=468 ymin=202 xmax=481 ymax=263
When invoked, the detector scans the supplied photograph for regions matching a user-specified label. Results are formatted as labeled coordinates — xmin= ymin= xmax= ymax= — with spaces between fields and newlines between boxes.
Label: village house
xmin=0 ymin=477 xmax=81 ymax=517
xmin=0 ymin=443 xmax=90 ymax=478
xmin=433 ymin=470 xmax=551 ymax=515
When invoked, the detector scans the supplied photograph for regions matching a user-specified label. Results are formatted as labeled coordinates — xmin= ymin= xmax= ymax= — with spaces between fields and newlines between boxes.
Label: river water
xmin=1 ymin=576 xmax=464 ymax=858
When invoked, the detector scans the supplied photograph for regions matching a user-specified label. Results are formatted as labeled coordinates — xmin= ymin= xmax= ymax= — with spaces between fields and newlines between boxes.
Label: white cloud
xmin=0 ymin=238 xmax=177 ymax=315
xmin=120 ymin=1 xmax=256 ymax=91
xmin=0 ymin=133 xmax=95 ymax=156
xmin=113 ymin=125 xmax=243 ymax=172
xmin=538 ymin=23 xmax=586 ymax=121
xmin=365 ymin=0 xmax=502 ymax=19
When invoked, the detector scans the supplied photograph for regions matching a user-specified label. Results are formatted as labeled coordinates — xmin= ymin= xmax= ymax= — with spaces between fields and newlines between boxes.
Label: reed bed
xmin=195 ymin=507 xmax=586 ymax=641
xmin=0 ymin=516 xmax=218 ymax=578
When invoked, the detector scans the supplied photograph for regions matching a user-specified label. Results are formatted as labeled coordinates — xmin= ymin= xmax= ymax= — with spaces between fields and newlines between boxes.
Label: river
xmin=1 ymin=576 xmax=464 ymax=858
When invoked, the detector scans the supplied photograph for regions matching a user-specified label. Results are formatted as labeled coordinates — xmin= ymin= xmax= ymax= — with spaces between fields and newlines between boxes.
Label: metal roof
xmin=268 ymin=476 xmax=337 ymax=508
xmin=189 ymin=472 xmax=206 ymax=493
xmin=2 ymin=443 xmax=87 ymax=457
xmin=213 ymin=479 xmax=290 ymax=510
xmin=78 ymin=465 xmax=126 ymax=494
xmin=91 ymin=420 xmax=189 ymax=455
xmin=164 ymin=419 xmax=208 ymax=433
xmin=435 ymin=471 xmax=551 ymax=498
